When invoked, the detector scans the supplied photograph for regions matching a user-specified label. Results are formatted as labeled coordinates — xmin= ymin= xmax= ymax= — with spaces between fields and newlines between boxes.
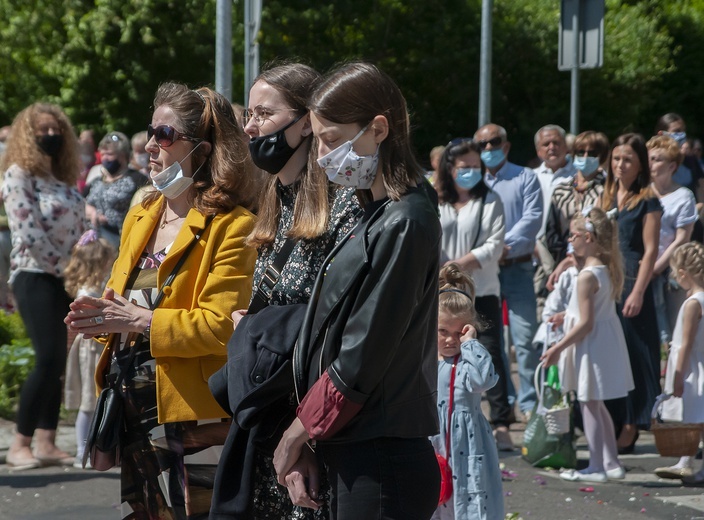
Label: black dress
xmin=605 ymin=196 xmax=663 ymax=430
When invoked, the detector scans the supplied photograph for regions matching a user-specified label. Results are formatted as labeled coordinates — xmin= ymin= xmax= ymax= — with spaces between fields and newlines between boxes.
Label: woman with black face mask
xmin=209 ymin=63 xmax=360 ymax=519
xmin=0 ymin=102 xmax=86 ymax=470
xmin=84 ymin=131 xmax=147 ymax=249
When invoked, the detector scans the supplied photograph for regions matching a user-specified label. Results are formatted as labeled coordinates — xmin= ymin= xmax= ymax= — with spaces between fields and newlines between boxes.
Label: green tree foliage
xmin=0 ymin=0 xmax=700 ymax=163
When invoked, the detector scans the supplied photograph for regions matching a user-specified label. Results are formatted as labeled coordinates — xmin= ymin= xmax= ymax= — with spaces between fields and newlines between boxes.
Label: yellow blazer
xmin=95 ymin=200 xmax=256 ymax=424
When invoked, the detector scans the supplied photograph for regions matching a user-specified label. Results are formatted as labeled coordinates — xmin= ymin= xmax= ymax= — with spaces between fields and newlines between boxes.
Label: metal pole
xmin=215 ymin=0 xmax=232 ymax=101
xmin=478 ymin=0 xmax=493 ymax=128
xmin=569 ymin=0 xmax=580 ymax=134
xmin=244 ymin=0 xmax=252 ymax=106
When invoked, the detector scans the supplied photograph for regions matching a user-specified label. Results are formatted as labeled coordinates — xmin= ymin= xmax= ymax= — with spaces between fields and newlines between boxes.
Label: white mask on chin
xmin=150 ymin=141 xmax=203 ymax=199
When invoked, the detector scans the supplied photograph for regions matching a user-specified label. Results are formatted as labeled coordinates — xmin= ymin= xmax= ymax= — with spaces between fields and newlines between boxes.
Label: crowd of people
xmin=0 ymin=60 xmax=702 ymax=520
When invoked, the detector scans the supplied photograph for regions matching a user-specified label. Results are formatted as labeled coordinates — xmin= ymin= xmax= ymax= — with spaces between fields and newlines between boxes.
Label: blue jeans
xmin=499 ymin=261 xmax=540 ymax=414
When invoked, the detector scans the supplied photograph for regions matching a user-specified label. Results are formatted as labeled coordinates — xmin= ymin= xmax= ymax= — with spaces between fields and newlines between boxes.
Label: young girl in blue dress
xmin=542 ymin=207 xmax=634 ymax=483
xmin=432 ymin=264 xmax=504 ymax=520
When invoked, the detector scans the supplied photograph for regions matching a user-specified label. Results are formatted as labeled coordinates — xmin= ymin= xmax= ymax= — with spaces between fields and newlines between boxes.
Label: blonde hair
xmin=646 ymin=135 xmax=683 ymax=166
xmin=670 ymin=242 xmax=704 ymax=287
xmin=438 ymin=263 xmax=484 ymax=331
xmin=0 ymin=102 xmax=80 ymax=185
xmin=572 ymin=207 xmax=624 ymax=301
xmin=63 ymin=237 xmax=117 ymax=298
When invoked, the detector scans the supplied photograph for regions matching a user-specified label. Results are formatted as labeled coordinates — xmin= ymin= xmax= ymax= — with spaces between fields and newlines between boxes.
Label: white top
xmin=1 ymin=164 xmax=86 ymax=283
xmin=439 ymin=190 xmax=505 ymax=297
xmin=533 ymin=266 xmax=579 ymax=347
xmin=534 ymin=160 xmax=576 ymax=236
xmin=559 ymin=265 xmax=634 ymax=401
xmin=657 ymin=186 xmax=698 ymax=259
xmin=662 ymin=292 xmax=704 ymax=423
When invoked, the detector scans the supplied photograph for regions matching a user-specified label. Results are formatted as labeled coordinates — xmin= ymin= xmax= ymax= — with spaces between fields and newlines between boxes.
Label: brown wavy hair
xmin=309 ymin=61 xmax=426 ymax=207
xmin=600 ymin=133 xmax=655 ymax=212
xmin=245 ymin=63 xmax=332 ymax=248
xmin=0 ymin=102 xmax=80 ymax=185
xmin=142 ymin=83 xmax=257 ymax=215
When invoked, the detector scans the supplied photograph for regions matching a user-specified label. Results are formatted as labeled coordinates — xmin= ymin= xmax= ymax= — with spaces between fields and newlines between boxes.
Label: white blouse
xmin=439 ymin=190 xmax=505 ymax=297
xmin=2 ymin=164 xmax=86 ymax=283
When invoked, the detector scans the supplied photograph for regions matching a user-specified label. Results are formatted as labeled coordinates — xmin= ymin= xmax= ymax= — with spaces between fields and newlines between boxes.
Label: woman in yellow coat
xmin=66 ymin=83 xmax=259 ymax=518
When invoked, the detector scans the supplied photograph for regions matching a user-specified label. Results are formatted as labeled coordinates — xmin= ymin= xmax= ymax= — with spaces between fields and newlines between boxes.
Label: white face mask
xmin=150 ymin=141 xmax=203 ymax=199
xmin=317 ymin=126 xmax=379 ymax=189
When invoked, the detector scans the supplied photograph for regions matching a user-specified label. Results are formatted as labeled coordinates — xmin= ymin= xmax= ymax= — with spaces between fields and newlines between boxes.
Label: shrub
xmin=0 ymin=312 xmax=32 ymax=420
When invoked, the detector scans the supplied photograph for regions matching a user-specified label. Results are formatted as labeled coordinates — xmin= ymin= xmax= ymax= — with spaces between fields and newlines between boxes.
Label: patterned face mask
xmin=317 ymin=126 xmax=380 ymax=189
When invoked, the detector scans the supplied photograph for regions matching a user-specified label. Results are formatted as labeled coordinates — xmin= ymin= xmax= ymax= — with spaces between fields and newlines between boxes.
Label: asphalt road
xmin=1 ymin=417 xmax=703 ymax=519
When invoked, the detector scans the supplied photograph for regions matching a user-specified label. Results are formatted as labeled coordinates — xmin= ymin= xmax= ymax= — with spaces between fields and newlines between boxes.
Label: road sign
xmin=558 ymin=0 xmax=604 ymax=70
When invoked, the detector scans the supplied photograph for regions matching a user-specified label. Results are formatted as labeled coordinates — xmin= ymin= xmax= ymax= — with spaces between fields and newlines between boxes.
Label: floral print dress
xmin=1 ymin=164 xmax=85 ymax=283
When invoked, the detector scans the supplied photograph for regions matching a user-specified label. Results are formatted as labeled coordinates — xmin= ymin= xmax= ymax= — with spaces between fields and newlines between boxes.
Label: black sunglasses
xmin=476 ymin=136 xmax=503 ymax=150
xmin=147 ymin=124 xmax=200 ymax=148
xmin=574 ymin=149 xmax=599 ymax=158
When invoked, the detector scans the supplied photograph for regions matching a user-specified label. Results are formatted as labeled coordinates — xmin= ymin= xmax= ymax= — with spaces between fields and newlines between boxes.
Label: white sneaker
xmin=559 ymin=469 xmax=607 ymax=483
xmin=606 ymin=466 xmax=626 ymax=480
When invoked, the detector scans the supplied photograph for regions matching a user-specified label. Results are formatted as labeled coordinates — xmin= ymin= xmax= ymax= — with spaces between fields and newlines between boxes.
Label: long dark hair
xmin=600 ymin=133 xmax=654 ymax=212
xmin=309 ymin=61 xmax=425 ymax=206
xmin=436 ymin=139 xmax=488 ymax=204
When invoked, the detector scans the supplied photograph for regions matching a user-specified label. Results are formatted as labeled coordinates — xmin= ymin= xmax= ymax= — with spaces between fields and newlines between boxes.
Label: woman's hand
xmin=64 ymin=287 xmax=151 ymax=338
xmin=282 ymin=447 xmax=322 ymax=510
xmin=622 ymin=289 xmax=643 ymax=318
xmin=274 ymin=418 xmax=310 ymax=486
xmin=547 ymin=256 xmax=575 ymax=291
xmin=231 ymin=309 xmax=247 ymax=331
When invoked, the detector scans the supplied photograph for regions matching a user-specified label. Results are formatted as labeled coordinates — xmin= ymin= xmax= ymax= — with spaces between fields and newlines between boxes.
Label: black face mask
xmin=248 ymin=114 xmax=305 ymax=174
xmin=36 ymin=134 xmax=63 ymax=158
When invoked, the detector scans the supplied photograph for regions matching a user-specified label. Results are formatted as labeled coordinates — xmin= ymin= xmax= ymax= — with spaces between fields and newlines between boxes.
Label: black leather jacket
xmin=294 ymin=186 xmax=441 ymax=443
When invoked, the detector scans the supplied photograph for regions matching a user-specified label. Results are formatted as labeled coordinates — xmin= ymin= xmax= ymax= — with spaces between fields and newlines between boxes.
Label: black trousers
xmin=318 ymin=437 xmax=439 ymax=520
xmin=475 ymin=294 xmax=513 ymax=427
xmin=12 ymin=272 xmax=71 ymax=436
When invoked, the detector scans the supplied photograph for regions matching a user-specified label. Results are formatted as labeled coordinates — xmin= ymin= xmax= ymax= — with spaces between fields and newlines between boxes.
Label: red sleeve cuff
xmin=297 ymin=371 xmax=363 ymax=440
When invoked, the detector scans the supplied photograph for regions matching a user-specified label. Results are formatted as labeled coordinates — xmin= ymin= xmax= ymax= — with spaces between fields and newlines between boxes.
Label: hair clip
xmin=581 ymin=205 xmax=593 ymax=217
xmin=606 ymin=207 xmax=618 ymax=220
xmin=193 ymin=89 xmax=206 ymax=104
xmin=77 ymin=229 xmax=99 ymax=247
xmin=584 ymin=219 xmax=595 ymax=233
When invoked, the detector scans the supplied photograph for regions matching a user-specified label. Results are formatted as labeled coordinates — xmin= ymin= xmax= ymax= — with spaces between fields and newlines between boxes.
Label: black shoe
xmin=617 ymin=431 xmax=639 ymax=455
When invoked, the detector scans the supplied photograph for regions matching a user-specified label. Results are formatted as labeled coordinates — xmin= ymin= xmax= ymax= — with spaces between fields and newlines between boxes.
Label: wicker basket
xmin=544 ymin=406 xmax=571 ymax=435
xmin=651 ymin=394 xmax=703 ymax=458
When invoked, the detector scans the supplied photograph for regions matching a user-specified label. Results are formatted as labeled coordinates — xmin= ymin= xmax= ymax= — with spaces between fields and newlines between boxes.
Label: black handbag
xmin=82 ymin=216 xmax=213 ymax=470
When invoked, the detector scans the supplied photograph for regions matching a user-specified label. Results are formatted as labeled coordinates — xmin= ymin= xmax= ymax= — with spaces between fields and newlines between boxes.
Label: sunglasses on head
xmin=448 ymin=137 xmax=472 ymax=147
xmin=147 ymin=124 xmax=200 ymax=148
xmin=477 ymin=136 xmax=503 ymax=150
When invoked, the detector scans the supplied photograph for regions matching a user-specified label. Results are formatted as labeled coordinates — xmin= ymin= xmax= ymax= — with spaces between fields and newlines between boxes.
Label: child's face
xmin=438 ymin=312 xmax=466 ymax=358
xmin=568 ymin=221 xmax=591 ymax=258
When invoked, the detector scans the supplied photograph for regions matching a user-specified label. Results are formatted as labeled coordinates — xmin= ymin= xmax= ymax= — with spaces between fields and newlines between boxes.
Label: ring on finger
xmin=94 ymin=316 xmax=104 ymax=325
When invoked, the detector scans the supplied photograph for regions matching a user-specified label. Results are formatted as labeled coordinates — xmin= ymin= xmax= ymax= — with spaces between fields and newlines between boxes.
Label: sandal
xmin=6 ymin=452 xmax=41 ymax=471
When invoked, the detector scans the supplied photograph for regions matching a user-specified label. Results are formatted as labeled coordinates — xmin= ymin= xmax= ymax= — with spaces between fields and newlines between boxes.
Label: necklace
xmin=160 ymin=211 xmax=183 ymax=229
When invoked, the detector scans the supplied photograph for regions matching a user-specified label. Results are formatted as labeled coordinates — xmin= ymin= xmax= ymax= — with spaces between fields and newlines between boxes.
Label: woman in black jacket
xmin=273 ymin=62 xmax=441 ymax=520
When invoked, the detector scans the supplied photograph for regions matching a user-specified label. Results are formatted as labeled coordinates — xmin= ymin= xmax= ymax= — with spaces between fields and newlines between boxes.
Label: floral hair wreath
xmin=580 ymin=205 xmax=618 ymax=235
xmin=77 ymin=229 xmax=99 ymax=247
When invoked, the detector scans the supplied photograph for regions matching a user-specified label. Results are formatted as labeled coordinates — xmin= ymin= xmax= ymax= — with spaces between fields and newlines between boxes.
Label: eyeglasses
xmin=242 ymin=106 xmax=300 ymax=127
xmin=574 ymin=149 xmax=599 ymax=157
xmin=147 ymin=124 xmax=200 ymax=148
xmin=476 ymin=137 xmax=503 ymax=150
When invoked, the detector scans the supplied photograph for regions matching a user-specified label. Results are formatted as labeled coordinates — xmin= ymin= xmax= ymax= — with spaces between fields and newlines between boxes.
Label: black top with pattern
xmin=250 ymin=182 xmax=360 ymax=307
xmin=86 ymin=169 xmax=147 ymax=231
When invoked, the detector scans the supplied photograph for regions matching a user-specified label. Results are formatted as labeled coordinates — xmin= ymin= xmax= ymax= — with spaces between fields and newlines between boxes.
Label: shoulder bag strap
xmin=445 ymin=354 xmax=459 ymax=459
xmin=248 ymin=237 xmax=297 ymax=314
xmin=111 ymin=214 xmax=215 ymax=387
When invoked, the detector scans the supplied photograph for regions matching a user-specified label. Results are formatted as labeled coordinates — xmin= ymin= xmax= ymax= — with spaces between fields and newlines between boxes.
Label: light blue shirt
xmin=484 ymin=161 xmax=543 ymax=259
